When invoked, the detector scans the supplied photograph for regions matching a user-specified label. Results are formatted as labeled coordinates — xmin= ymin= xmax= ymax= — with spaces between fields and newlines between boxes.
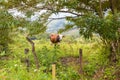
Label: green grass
xmin=0 ymin=35 xmax=119 ymax=80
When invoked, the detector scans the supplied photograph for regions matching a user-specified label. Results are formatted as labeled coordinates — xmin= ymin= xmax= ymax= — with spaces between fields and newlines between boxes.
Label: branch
xmin=48 ymin=17 xmax=69 ymax=20
xmin=26 ymin=35 xmax=34 ymax=45
xmin=99 ymin=0 xmax=103 ymax=18
xmin=26 ymin=34 xmax=40 ymax=69
xmin=48 ymin=15 xmax=82 ymax=20
xmin=58 ymin=10 xmax=84 ymax=16
xmin=34 ymin=6 xmax=84 ymax=16
xmin=46 ymin=16 xmax=78 ymax=26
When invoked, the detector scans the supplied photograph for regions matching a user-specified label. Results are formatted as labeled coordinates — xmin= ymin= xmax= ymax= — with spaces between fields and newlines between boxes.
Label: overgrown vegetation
xmin=0 ymin=35 xmax=120 ymax=80
xmin=0 ymin=0 xmax=120 ymax=80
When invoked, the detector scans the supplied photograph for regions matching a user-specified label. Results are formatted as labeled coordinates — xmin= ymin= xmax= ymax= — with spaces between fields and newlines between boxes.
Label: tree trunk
xmin=26 ymin=35 xmax=40 ymax=69
xmin=109 ymin=41 xmax=119 ymax=63
xmin=109 ymin=0 xmax=117 ymax=14
xmin=99 ymin=0 xmax=103 ymax=18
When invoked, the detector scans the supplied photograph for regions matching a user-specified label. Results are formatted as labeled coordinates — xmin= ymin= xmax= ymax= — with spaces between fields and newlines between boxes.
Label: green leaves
xmin=26 ymin=21 xmax=46 ymax=35
xmin=0 ymin=0 xmax=120 ymax=51
xmin=64 ymin=13 xmax=120 ymax=42
xmin=0 ymin=10 xmax=16 ymax=52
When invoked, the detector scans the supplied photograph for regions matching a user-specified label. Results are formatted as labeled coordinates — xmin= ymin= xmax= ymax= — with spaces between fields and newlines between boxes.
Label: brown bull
xmin=50 ymin=33 xmax=64 ymax=45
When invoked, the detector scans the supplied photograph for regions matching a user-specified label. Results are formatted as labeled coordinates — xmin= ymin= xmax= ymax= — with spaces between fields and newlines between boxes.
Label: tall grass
xmin=0 ymin=34 xmax=118 ymax=80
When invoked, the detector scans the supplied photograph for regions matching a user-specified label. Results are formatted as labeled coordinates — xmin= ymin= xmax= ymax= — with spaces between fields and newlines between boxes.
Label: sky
xmin=8 ymin=9 xmax=75 ymax=33
xmin=46 ymin=12 xmax=75 ymax=33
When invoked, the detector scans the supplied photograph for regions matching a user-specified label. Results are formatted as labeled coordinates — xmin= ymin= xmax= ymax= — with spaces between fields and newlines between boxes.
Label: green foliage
xmin=37 ymin=45 xmax=61 ymax=68
xmin=1 ymin=0 xmax=120 ymax=47
xmin=26 ymin=21 xmax=46 ymax=35
xmin=83 ymin=48 xmax=109 ymax=77
xmin=0 ymin=10 xmax=18 ymax=52
xmin=57 ymin=67 xmax=80 ymax=80
xmin=0 ymin=35 xmax=120 ymax=80
xmin=103 ymin=67 xmax=116 ymax=80
xmin=66 ymin=13 xmax=120 ymax=41
xmin=0 ymin=0 xmax=120 ymax=79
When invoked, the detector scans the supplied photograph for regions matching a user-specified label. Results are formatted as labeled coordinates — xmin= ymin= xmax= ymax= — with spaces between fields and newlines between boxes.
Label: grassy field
xmin=0 ymin=34 xmax=119 ymax=80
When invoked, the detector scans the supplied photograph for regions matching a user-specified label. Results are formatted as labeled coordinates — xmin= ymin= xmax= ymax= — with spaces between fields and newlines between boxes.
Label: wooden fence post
xmin=79 ymin=48 xmax=83 ymax=74
xmin=24 ymin=48 xmax=30 ymax=72
xmin=52 ymin=64 xmax=56 ymax=80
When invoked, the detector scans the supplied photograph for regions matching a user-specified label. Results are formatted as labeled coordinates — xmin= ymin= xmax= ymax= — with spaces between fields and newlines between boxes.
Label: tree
xmin=1 ymin=0 xmax=120 ymax=62
xmin=0 ymin=1 xmax=46 ymax=68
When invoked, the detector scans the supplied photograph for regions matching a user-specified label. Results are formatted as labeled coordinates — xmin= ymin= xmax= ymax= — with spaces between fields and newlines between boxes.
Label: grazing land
xmin=0 ymin=35 xmax=119 ymax=80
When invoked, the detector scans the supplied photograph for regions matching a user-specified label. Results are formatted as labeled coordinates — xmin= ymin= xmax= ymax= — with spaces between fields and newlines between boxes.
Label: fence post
xmin=52 ymin=64 xmax=56 ymax=80
xmin=24 ymin=48 xmax=30 ymax=72
xmin=79 ymin=48 xmax=83 ymax=74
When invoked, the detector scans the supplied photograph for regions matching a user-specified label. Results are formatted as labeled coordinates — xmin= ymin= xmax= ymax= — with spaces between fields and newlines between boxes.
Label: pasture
xmin=1 ymin=34 xmax=119 ymax=80
xmin=1 ymin=0 xmax=120 ymax=79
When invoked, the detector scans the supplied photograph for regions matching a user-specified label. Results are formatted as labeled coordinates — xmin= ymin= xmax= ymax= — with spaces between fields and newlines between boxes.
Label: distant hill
xmin=46 ymin=19 xmax=66 ymax=33
xmin=62 ymin=28 xmax=80 ymax=37
xmin=46 ymin=19 xmax=80 ymax=37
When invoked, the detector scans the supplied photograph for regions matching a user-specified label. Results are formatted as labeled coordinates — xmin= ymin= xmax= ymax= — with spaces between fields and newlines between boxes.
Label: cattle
xmin=50 ymin=33 xmax=64 ymax=45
